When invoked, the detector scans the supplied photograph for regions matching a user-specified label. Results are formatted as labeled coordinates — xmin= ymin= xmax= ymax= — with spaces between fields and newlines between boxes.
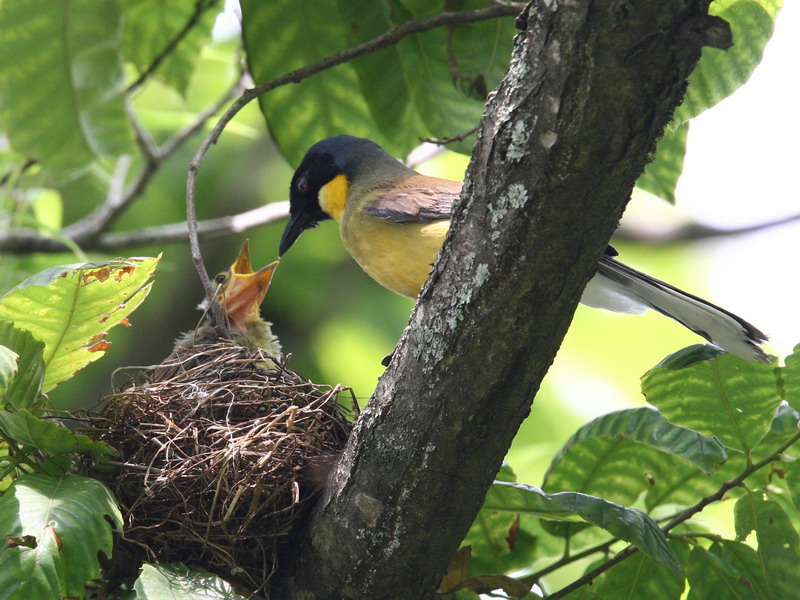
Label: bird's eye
xmin=296 ymin=176 xmax=309 ymax=194
xmin=214 ymin=273 xmax=227 ymax=284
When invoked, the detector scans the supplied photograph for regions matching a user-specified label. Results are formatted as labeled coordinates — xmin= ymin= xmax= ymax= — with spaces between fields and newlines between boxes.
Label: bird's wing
xmin=363 ymin=176 xmax=462 ymax=224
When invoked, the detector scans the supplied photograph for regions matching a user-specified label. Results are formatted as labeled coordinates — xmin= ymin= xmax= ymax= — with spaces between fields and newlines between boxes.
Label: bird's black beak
xmin=279 ymin=212 xmax=313 ymax=257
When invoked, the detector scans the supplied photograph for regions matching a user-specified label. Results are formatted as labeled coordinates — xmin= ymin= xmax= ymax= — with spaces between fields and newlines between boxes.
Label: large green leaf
xmin=543 ymin=407 xmax=728 ymax=512
xmin=241 ymin=1 xmax=516 ymax=164
xmin=483 ymin=482 xmax=681 ymax=575
xmin=121 ymin=0 xmax=217 ymax=96
xmin=781 ymin=343 xmax=800 ymax=412
xmin=0 ymin=474 xmax=122 ymax=599
xmin=0 ymin=256 xmax=160 ymax=392
xmin=545 ymin=437 xmax=680 ymax=509
xmin=687 ymin=542 xmax=770 ymax=599
xmin=0 ymin=409 xmax=111 ymax=459
xmin=133 ymin=563 xmax=247 ymax=600
xmin=547 ymin=407 xmax=727 ymax=477
xmin=641 ymin=350 xmax=780 ymax=455
xmin=593 ymin=541 xmax=689 ymax=600
xmin=335 ymin=1 xmax=429 ymax=147
xmin=673 ymin=0 xmax=782 ymax=125
xmin=0 ymin=322 xmax=44 ymax=411
xmin=635 ymin=123 xmax=688 ymax=204
xmin=241 ymin=0 xmax=390 ymax=166
xmin=644 ymin=455 xmax=745 ymax=512
xmin=734 ymin=489 xmax=800 ymax=598
xmin=0 ymin=0 xmax=132 ymax=172
xmin=394 ymin=0 xmax=496 ymax=155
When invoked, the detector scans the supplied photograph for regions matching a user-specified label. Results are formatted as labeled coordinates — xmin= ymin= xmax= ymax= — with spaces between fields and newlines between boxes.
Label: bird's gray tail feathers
xmin=580 ymin=255 xmax=769 ymax=363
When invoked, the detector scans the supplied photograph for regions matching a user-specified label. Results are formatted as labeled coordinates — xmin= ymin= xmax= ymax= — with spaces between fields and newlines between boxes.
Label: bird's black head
xmin=279 ymin=135 xmax=389 ymax=256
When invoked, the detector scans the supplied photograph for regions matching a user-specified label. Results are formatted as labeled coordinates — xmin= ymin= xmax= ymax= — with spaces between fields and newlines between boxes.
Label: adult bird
xmin=278 ymin=135 xmax=768 ymax=362
xmin=172 ymin=239 xmax=281 ymax=357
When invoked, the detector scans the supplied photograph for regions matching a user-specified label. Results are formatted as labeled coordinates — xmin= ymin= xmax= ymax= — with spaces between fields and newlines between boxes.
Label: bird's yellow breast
xmin=339 ymin=206 xmax=449 ymax=298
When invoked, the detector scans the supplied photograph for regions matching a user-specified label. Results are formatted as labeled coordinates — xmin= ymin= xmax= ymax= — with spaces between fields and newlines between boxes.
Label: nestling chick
xmin=163 ymin=240 xmax=280 ymax=376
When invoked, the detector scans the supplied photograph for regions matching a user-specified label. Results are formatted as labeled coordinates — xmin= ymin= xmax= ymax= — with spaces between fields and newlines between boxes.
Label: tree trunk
xmin=279 ymin=0 xmax=722 ymax=597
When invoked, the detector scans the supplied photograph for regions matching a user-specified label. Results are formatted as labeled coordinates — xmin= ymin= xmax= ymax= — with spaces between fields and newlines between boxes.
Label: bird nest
xmin=93 ymin=343 xmax=353 ymax=596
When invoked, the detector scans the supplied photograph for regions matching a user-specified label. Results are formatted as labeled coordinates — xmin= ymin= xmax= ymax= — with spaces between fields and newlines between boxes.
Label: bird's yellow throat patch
xmin=318 ymin=174 xmax=349 ymax=222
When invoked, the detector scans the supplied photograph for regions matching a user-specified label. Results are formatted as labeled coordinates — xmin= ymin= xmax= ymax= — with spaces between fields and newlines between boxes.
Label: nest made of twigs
xmin=92 ymin=343 xmax=353 ymax=595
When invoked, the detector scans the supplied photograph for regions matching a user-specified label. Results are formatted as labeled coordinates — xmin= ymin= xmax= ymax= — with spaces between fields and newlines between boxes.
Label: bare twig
xmin=1 ymin=78 xmax=245 ymax=254
xmin=420 ymin=124 xmax=481 ymax=145
xmin=185 ymin=3 xmax=520 ymax=311
xmin=519 ymin=538 xmax=617 ymax=588
xmin=0 ymin=201 xmax=287 ymax=254
xmin=615 ymin=211 xmax=800 ymax=245
xmin=126 ymin=0 xmax=221 ymax=94
xmin=97 ymin=202 xmax=289 ymax=249
xmin=546 ymin=429 xmax=800 ymax=600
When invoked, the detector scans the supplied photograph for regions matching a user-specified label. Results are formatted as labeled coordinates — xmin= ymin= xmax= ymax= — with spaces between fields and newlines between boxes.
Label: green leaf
xmin=781 ymin=343 xmax=800 ymax=412
xmin=593 ymin=541 xmax=688 ymax=600
xmin=0 ymin=409 xmax=111 ymax=458
xmin=543 ymin=408 xmax=728 ymax=512
xmin=133 ymin=562 xmax=248 ymax=599
xmin=241 ymin=0 xmax=392 ymax=166
xmin=241 ymin=0 xmax=516 ymax=164
xmin=734 ymin=489 xmax=800 ymax=598
xmin=751 ymin=402 xmax=800 ymax=462
xmin=393 ymin=0 xmax=510 ymax=153
xmin=483 ymin=482 xmax=681 ymax=575
xmin=547 ymin=407 xmax=727 ymax=476
xmin=673 ymin=0 xmax=781 ymax=125
xmin=641 ymin=351 xmax=781 ymax=455
xmin=651 ymin=343 xmax=727 ymax=370
xmin=545 ymin=437 xmax=678 ymax=510
xmin=335 ymin=1 xmax=429 ymax=147
xmin=636 ymin=123 xmax=688 ymax=204
xmin=0 ymin=0 xmax=132 ymax=172
xmin=0 ymin=474 xmax=122 ymax=599
xmin=121 ymin=0 xmax=217 ymax=96
xmin=0 ymin=256 xmax=160 ymax=392
xmin=687 ymin=542 xmax=770 ymax=599
xmin=645 ymin=453 xmax=745 ymax=512
xmin=0 ymin=321 xmax=45 ymax=410
xmin=0 ymin=345 xmax=17 ymax=397
xmin=787 ymin=460 xmax=800 ymax=509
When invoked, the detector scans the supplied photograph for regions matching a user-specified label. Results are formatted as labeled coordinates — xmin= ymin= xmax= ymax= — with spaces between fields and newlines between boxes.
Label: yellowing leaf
xmin=0 ymin=256 xmax=160 ymax=392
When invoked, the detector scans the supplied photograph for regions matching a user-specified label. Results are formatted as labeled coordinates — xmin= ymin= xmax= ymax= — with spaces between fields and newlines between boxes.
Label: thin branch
xmin=615 ymin=211 xmax=800 ymax=245
xmin=547 ymin=429 xmax=800 ymax=600
xmin=420 ymin=124 xmax=481 ymax=145
xmin=519 ymin=538 xmax=617 ymax=587
xmin=185 ymin=3 xmax=521 ymax=312
xmin=0 ymin=201 xmax=287 ymax=254
xmin=126 ymin=0 xmax=221 ymax=94
xmin=0 ymin=78 xmax=245 ymax=254
xmin=96 ymin=202 xmax=289 ymax=250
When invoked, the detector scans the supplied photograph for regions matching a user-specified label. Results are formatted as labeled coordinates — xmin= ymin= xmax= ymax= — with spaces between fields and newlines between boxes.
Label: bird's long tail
xmin=580 ymin=255 xmax=769 ymax=362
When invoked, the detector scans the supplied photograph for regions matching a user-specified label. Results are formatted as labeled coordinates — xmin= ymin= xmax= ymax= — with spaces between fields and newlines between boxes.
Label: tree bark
xmin=280 ymin=0 xmax=720 ymax=597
